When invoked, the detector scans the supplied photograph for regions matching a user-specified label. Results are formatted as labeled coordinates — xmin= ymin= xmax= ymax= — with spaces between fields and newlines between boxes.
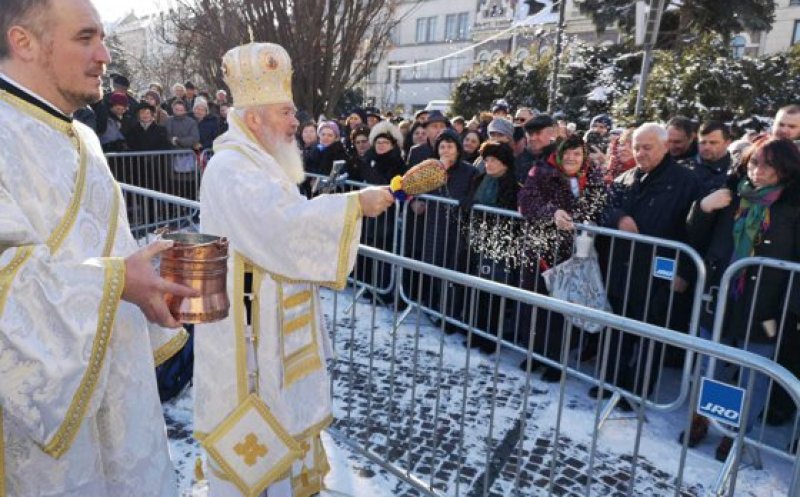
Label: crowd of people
xmin=73 ymin=74 xmax=231 ymax=154
xmin=297 ymin=100 xmax=800 ymax=461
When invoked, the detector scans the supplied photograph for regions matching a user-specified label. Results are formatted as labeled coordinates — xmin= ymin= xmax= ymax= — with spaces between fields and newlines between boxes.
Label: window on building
xmin=477 ymin=51 xmax=490 ymax=69
xmin=731 ymin=35 xmax=747 ymax=59
xmin=416 ymin=16 xmax=437 ymax=43
xmin=791 ymin=0 xmax=800 ymax=6
xmin=794 ymin=20 xmax=800 ymax=45
xmin=445 ymin=12 xmax=470 ymax=41
xmin=442 ymin=56 xmax=467 ymax=79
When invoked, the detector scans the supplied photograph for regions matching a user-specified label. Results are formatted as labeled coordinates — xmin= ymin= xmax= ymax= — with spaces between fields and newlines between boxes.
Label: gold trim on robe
xmin=153 ymin=328 xmax=190 ymax=367
xmin=0 ymin=90 xmax=73 ymax=136
xmin=274 ymin=280 xmax=322 ymax=388
xmin=101 ymin=182 xmax=121 ymax=258
xmin=292 ymin=435 xmax=330 ymax=497
xmin=0 ymin=247 xmax=34 ymax=318
xmin=42 ymin=257 xmax=125 ymax=459
xmin=233 ymin=253 xmax=251 ymax=403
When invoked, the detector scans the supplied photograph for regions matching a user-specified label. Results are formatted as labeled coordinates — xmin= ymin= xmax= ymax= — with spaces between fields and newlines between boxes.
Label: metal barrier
xmin=120 ymin=183 xmax=200 ymax=238
xmin=330 ymin=246 xmax=800 ymax=497
xmin=119 ymin=183 xmax=800 ymax=495
xmin=393 ymin=194 xmax=707 ymax=416
xmin=703 ymin=257 xmax=800 ymax=486
xmin=106 ymin=150 xmax=204 ymax=201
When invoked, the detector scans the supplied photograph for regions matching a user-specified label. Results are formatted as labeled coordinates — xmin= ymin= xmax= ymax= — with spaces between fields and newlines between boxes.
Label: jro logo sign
xmin=697 ymin=378 xmax=746 ymax=429
xmin=699 ymin=402 xmax=739 ymax=422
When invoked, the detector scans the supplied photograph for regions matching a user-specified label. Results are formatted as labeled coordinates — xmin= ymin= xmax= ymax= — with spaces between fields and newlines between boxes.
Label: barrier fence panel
xmin=394 ymin=194 xmax=706 ymax=414
xmin=329 ymin=246 xmax=800 ymax=497
xmin=107 ymin=150 xmax=204 ymax=201
xmin=120 ymin=183 xmax=200 ymax=239
xmin=705 ymin=257 xmax=800 ymax=476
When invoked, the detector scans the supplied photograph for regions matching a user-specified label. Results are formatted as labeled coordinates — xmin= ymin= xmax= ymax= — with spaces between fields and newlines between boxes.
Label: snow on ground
xmin=164 ymin=287 xmax=795 ymax=496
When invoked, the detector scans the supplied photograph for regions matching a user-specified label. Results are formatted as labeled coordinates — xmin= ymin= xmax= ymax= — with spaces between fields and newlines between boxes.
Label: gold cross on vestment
xmin=234 ymin=433 xmax=268 ymax=466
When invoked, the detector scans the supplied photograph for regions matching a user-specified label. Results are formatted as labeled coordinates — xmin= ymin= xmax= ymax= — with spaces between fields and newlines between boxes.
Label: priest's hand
xmin=359 ymin=187 xmax=395 ymax=217
xmin=122 ymin=240 xmax=200 ymax=328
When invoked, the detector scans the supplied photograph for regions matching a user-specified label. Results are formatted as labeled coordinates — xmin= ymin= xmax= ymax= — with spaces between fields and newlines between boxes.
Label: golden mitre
xmin=221 ymin=42 xmax=293 ymax=107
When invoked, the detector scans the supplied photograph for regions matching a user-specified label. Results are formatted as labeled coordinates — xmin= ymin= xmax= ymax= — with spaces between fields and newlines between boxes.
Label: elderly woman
xmin=410 ymin=130 xmax=478 ymax=325
xmin=193 ymin=98 xmax=220 ymax=151
xmin=302 ymin=120 xmax=348 ymax=197
xmin=465 ymin=141 xmax=520 ymax=350
xmin=350 ymin=121 xmax=406 ymax=296
xmin=143 ymin=90 xmax=170 ymax=126
xmin=685 ymin=137 xmax=800 ymax=460
xmin=517 ymin=134 xmax=607 ymax=380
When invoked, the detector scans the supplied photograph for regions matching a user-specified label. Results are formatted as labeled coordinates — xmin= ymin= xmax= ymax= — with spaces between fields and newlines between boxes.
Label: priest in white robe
xmin=0 ymin=0 xmax=198 ymax=495
xmin=195 ymin=42 xmax=395 ymax=497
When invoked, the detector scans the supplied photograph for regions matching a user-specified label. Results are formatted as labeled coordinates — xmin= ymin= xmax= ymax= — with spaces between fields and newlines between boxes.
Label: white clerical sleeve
xmin=0 ymin=185 xmax=124 ymax=459
xmin=203 ymin=157 xmax=362 ymax=289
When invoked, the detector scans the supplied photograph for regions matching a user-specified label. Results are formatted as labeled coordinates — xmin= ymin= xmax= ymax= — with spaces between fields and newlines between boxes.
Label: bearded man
xmin=194 ymin=43 xmax=394 ymax=497
xmin=0 ymin=0 xmax=198 ymax=495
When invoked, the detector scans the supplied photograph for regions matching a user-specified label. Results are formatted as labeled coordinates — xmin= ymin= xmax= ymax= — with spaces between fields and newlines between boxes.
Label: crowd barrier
xmin=331 ymin=246 xmax=800 ymax=496
xmin=119 ymin=183 xmax=800 ymax=496
xmin=106 ymin=149 xmax=206 ymax=201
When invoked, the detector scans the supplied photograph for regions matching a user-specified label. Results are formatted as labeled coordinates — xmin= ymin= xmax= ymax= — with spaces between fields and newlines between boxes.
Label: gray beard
xmin=264 ymin=138 xmax=305 ymax=185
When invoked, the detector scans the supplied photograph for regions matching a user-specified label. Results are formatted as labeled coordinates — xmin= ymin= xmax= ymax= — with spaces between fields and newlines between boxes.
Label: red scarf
xmin=547 ymin=151 xmax=588 ymax=193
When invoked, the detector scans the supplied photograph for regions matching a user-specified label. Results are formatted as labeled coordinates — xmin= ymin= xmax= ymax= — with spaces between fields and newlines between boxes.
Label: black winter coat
xmin=125 ymin=123 xmax=170 ymax=151
xmin=687 ymin=173 xmax=800 ymax=342
xmin=305 ymin=140 xmax=348 ymax=177
xmin=350 ymin=147 xmax=405 ymax=186
xmin=602 ymin=156 xmax=702 ymax=305
xmin=684 ymin=153 xmax=732 ymax=196
xmin=418 ymin=160 xmax=479 ymax=270
xmin=406 ymin=142 xmax=434 ymax=169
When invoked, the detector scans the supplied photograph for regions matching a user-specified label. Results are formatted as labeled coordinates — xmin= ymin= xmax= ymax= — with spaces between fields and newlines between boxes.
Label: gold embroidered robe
xmin=0 ymin=87 xmax=186 ymax=496
xmin=195 ymin=115 xmax=362 ymax=497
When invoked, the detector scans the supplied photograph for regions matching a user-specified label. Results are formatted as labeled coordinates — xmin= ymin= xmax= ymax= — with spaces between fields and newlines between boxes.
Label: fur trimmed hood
xmin=369 ymin=120 xmax=404 ymax=150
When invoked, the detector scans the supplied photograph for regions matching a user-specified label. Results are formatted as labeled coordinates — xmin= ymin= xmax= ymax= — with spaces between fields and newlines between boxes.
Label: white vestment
xmin=0 ymin=85 xmax=186 ymax=496
xmin=195 ymin=114 xmax=362 ymax=497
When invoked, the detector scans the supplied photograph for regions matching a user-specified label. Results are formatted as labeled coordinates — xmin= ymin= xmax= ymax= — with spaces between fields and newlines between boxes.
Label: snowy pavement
xmin=165 ymin=288 xmax=794 ymax=496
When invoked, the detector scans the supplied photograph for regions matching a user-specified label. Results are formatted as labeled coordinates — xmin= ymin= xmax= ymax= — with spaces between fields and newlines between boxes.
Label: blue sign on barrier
xmin=697 ymin=378 xmax=746 ymax=428
xmin=653 ymin=257 xmax=675 ymax=280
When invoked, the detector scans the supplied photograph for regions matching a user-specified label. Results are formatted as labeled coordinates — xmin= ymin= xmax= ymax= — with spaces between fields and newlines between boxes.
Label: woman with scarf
xmin=517 ymin=134 xmax=607 ymax=380
xmin=685 ymin=136 xmax=800 ymax=460
xmin=410 ymin=129 xmax=478 ymax=328
xmin=465 ymin=141 xmax=520 ymax=351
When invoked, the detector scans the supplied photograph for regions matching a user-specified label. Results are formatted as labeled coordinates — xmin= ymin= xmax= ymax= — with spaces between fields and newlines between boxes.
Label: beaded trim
xmin=42 ymin=257 xmax=125 ymax=458
xmin=0 ymin=247 xmax=34 ymax=318
xmin=153 ymin=328 xmax=190 ymax=367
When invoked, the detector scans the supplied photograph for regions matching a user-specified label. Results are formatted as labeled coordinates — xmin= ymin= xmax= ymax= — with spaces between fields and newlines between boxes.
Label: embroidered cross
xmin=234 ymin=433 xmax=268 ymax=466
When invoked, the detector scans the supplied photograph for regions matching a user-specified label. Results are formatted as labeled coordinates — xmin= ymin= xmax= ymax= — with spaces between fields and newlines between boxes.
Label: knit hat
xmin=108 ymin=93 xmax=128 ymax=107
xmin=317 ymin=120 xmax=340 ymax=139
xmin=193 ymin=98 xmax=209 ymax=112
xmin=590 ymin=114 xmax=613 ymax=129
xmin=487 ymin=118 xmax=514 ymax=140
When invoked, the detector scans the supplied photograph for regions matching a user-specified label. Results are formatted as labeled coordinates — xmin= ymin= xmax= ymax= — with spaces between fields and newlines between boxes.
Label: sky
xmin=93 ymin=0 xmax=165 ymax=22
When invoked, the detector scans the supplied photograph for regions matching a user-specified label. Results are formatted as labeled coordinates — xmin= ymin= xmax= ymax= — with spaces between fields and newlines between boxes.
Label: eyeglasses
xmin=514 ymin=117 xmax=527 ymax=123
xmin=354 ymin=139 xmax=369 ymax=145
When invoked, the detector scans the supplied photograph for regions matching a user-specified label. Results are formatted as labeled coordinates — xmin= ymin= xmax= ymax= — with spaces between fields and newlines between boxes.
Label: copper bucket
xmin=160 ymin=232 xmax=230 ymax=324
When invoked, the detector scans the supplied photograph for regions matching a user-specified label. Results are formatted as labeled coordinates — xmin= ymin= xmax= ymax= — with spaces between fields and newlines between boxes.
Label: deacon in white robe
xmin=194 ymin=43 xmax=394 ymax=497
xmin=0 ymin=1 xmax=198 ymax=494
xmin=0 ymin=78 xmax=190 ymax=495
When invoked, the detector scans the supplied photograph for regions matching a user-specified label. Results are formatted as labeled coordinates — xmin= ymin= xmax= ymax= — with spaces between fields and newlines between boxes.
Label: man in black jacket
xmin=593 ymin=123 xmax=702 ymax=405
xmin=126 ymin=103 xmax=170 ymax=152
xmin=685 ymin=121 xmax=732 ymax=195
xmin=406 ymin=110 xmax=449 ymax=168
xmin=515 ymin=114 xmax=557 ymax=182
